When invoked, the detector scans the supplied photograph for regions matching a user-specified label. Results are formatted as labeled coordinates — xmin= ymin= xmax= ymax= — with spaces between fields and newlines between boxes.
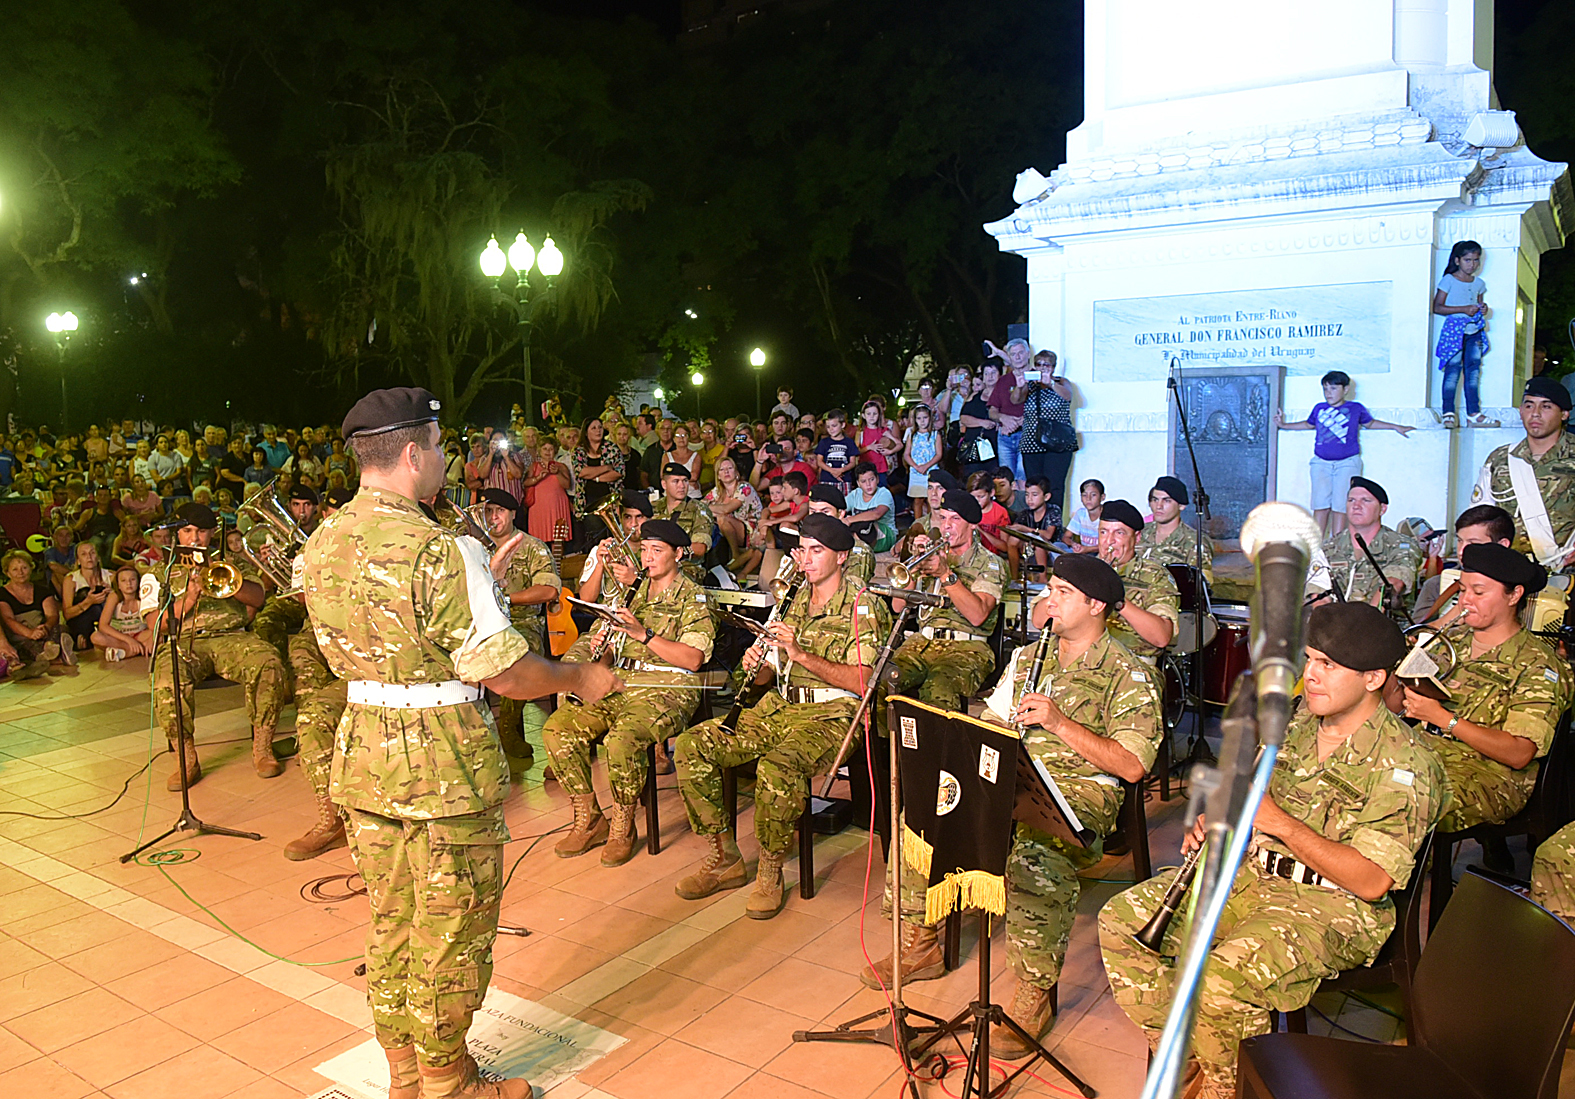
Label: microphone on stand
xmin=865 ymin=584 xmax=950 ymax=608
xmin=1238 ymin=502 xmax=1322 ymax=747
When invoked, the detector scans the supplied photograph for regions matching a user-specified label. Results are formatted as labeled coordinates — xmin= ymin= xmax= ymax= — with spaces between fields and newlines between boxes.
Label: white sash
xmin=1506 ymin=455 xmax=1575 ymax=568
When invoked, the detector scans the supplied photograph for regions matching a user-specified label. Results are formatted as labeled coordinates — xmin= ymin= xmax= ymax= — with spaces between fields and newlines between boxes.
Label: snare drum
xmin=1202 ymin=604 xmax=1251 ymax=706
xmin=1171 ymin=611 xmax=1218 ymax=655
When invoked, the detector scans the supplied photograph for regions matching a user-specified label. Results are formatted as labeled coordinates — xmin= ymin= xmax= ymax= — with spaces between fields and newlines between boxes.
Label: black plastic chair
xmin=1429 ymin=713 xmax=1573 ymax=930
xmin=1272 ymin=831 xmax=1433 ymax=1033
xmin=1237 ymin=870 xmax=1575 ymax=1099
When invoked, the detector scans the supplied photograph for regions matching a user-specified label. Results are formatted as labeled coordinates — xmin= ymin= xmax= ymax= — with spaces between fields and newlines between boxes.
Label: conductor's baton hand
xmin=489 ymin=532 xmax=525 ymax=580
xmin=574 ymin=662 xmax=623 ymax=705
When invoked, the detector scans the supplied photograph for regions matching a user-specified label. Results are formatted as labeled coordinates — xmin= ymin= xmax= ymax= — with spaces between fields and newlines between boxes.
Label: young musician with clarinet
xmin=542 ymin=519 xmax=715 ymax=865
xmin=865 ymin=555 xmax=1160 ymax=1058
xmin=673 ymin=513 xmax=888 ymax=919
xmin=1098 ymin=602 xmax=1446 ymax=1099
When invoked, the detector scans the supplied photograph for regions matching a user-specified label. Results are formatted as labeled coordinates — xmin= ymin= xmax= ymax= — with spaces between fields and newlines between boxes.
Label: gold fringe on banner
xmin=924 ymin=869 xmax=1008 ymax=924
xmin=902 ymin=825 xmax=934 ymax=878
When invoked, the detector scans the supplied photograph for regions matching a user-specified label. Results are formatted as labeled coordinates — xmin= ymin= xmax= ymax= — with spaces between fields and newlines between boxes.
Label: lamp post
xmin=748 ymin=347 xmax=767 ymax=420
xmin=480 ymin=232 xmax=564 ymax=426
xmin=45 ymin=311 xmax=79 ymax=431
xmin=691 ymin=371 xmax=705 ymax=419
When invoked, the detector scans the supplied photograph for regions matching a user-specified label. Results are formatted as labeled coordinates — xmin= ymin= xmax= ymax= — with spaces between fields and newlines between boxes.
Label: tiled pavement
xmin=0 ymin=654 xmax=1556 ymax=1099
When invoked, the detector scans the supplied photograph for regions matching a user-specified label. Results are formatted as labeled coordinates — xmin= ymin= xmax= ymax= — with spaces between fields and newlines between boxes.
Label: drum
xmin=1202 ymin=604 xmax=1251 ymax=706
xmin=1171 ymin=611 xmax=1218 ymax=655
xmin=1001 ymin=582 xmax=1045 ymax=635
xmin=1160 ymin=652 xmax=1187 ymax=731
xmin=1165 ymin=563 xmax=1207 ymax=614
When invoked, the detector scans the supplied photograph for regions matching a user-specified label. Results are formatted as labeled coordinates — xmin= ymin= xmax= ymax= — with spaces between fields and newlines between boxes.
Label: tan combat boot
xmin=284 ymin=794 xmax=347 ymax=861
xmin=860 ymin=920 xmax=945 ymax=989
xmin=166 ymin=738 xmax=203 ymax=791
xmin=990 ymin=980 xmax=1055 ymax=1060
xmin=675 ymin=833 xmax=746 ymax=899
xmin=417 ymin=1053 xmax=530 ymax=1099
xmin=745 ymin=848 xmax=787 ymax=920
xmin=601 ymin=801 xmax=638 ymax=867
xmin=554 ymin=794 xmax=609 ymax=858
xmin=253 ymin=727 xmax=283 ymax=778
xmin=383 ymin=1044 xmax=419 ymax=1099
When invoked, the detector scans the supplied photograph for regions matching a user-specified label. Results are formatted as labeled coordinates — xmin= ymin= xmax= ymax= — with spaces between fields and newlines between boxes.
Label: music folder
xmin=1012 ymin=742 xmax=1096 ymax=848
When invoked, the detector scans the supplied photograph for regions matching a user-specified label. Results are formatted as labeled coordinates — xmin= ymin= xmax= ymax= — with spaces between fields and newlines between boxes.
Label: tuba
xmin=433 ymin=491 xmax=498 ymax=552
xmin=237 ymin=485 xmax=310 ymax=595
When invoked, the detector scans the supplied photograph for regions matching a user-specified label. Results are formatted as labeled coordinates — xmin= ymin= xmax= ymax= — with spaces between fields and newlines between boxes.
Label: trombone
xmin=888 ymin=529 xmax=947 ymax=589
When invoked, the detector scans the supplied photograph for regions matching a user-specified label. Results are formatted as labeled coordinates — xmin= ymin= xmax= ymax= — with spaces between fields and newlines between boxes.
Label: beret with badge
xmin=173 ymin=502 xmax=218 ymax=531
xmin=1525 ymin=376 xmax=1573 ymax=413
xmin=938 ymin=488 xmax=982 ymax=525
xmin=1348 ymin=476 xmax=1388 ymax=505
xmin=324 ymin=487 xmax=354 ymax=509
xmin=477 ymin=487 xmax=519 ymax=511
xmin=342 ymin=387 xmax=442 ymax=439
xmin=288 ymin=484 xmax=320 ymax=505
xmin=1152 ymin=475 xmax=1189 ymax=506
xmin=662 ymin=463 xmax=692 ymax=479
xmin=808 ymin=484 xmax=847 ymax=510
xmin=621 ymin=489 xmax=654 ymax=518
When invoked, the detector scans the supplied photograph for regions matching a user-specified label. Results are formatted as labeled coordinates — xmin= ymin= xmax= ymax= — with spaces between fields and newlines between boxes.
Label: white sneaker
xmin=106 ymin=648 xmax=126 ymax=662
xmin=1468 ymin=413 xmax=1500 ymax=428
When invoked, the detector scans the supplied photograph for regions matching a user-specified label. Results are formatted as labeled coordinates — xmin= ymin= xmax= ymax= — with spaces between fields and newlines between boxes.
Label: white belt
xmin=918 ymin=626 xmax=988 ymax=642
xmin=784 ymin=686 xmax=858 ymax=705
xmin=1256 ymin=849 xmax=1341 ymax=892
xmin=616 ymin=658 xmax=690 ymax=675
xmin=348 ymin=680 xmax=484 ymax=708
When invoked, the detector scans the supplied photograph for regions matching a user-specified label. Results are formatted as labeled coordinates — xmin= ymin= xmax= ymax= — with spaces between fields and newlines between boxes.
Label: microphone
xmin=1238 ymin=502 xmax=1322 ymax=746
xmin=1167 ymin=355 xmax=1179 ymax=390
xmin=865 ymin=584 xmax=949 ymax=607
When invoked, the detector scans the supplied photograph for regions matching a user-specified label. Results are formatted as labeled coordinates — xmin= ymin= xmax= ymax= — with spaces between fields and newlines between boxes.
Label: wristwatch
xmin=1445 ymin=715 xmax=1460 ymax=736
xmin=942 ymin=571 xmax=959 ymax=588
xmin=643 ymin=626 xmax=656 ymax=646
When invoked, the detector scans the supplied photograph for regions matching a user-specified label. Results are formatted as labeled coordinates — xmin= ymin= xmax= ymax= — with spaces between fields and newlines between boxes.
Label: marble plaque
xmin=1168 ymin=366 xmax=1283 ymax=543
xmin=1094 ymin=282 xmax=1392 ymax=381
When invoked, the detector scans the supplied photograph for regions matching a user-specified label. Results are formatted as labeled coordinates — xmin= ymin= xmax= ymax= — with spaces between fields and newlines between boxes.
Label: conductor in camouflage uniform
xmin=544 ymin=518 xmax=715 ymax=866
xmin=1310 ymin=477 xmax=1419 ymax=610
xmin=1100 ymin=602 xmax=1447 ymax=1099
xmin=1398 ymin=542 xmax=1569 ymax=833
xmin=652 ymin=462 xmax=714 ymax=580
xmin=301 ymin=387 xmax=618 ymax=1099
xmin=889 ymin=489 xmax=1004 ymax=705
xmin=1469 ymin=377 xmax=1575 ymax=568
xmin=478 ymin=487 xmax=560 ymax=772
xmin=141 ymin=502 xmax=285 ymax=790
xmin=867 ymin=555 xmax=1161 ymax=1060
xmin=250 ymin=483 xmax=321 ymax=663
xmin=1135 ymin=475 xmax=1214 ymax=582
xmin=1037 ymin=499 xmax=1178 ymax=664
xmin=675 ymin=513 xmax=888 ymax=919
xmin=1532 ymin=821 xmax=1575 ymax=923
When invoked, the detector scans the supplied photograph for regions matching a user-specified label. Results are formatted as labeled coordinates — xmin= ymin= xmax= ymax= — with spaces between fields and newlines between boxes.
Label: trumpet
xmin=1132 ymin=841 xmax=1204 ymax=954
xmin=888 ymin=531 xmax=947 ymax=589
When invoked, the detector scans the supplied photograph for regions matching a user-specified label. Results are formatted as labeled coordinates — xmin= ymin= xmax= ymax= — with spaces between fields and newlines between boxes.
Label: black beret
xmin=1461 ymin=541 xmax=1546 ymax=595
xmin=1305 ymin=603 xmax=1407 ymax=671
xmin=798 ymin=512 xmax=855 ymax=552
xmin=1153 ymin=476 xmax=1189 ymax=506
xmin=639 ymin=518 xmax=691 ymax=549
xmin=342 ymin=387 xmax=442 ymax=439
xmin=477 ymin=487 xmax=518 ymax=511
xmin=287 ymin=484 xmax=320 ymax=505
xmin=621 ymin=489 xmax=653 ymax=518
xmin=1524 ymin=376 xmax=1573 ymax=412
xmin=173 ymin=502 xmax=218 ymax=531
xmin=323 ymin=487 xmax=354 ymax=509
xmin=808 ymin=484 xmax=846 ymax=510
xmin=1348 ymin=476 xmax=1387 ymax=505
xmin=662 ymin=462 xmax=692 ymax=479
xmin=938 ymin=488 xmax=982 ymax=525
xmin=929 ymin=468 xmax=962 ymax=493
xmin=1101 ymin=499 xmax=1144 ymax=532
xmin=1053 ymin=554 xmax=1124 ymax=610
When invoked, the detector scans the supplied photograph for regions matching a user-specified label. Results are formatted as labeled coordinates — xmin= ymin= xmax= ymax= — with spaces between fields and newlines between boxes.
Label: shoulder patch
xmin=1545 ymin=667 xmax=1559 ymax=684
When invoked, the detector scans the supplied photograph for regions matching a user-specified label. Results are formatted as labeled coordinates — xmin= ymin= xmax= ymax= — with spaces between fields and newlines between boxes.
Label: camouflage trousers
xmin=253 ymin=595 xmax=308 ymax=664
xmin=676 ymin=691 xmax=851 ymax=855
xmin=1423 ymin=733 xmax=1535 ymax=831
xmin=890 ymin=637 xmax=995 ymax=709
xmin=495 ymin=698 xmax=546 ymax=762
xmin=289 ymin=631 xmax=344 ymax=801
xmin=152 ymin=631 xmax=286 ymax=749
xmin=1098 ymin=867 xmax=1386 ymax=1097
xmin=542 ymin=686 xmax=697 ymax=805
xmin=1532 ymin=820 xmax=1575 ymax=924
xmin=345 ymin=807 xmax=505 ymax=1068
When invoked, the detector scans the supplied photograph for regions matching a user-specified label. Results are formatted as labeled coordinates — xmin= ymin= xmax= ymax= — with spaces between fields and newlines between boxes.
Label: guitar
xmin=546 ymin=518 xmax=578 ymax=656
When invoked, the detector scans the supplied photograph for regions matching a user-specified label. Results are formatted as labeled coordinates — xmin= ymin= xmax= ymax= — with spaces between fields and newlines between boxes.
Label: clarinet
xmin=718 ymin=573 xmax=806 ymax=734
xmin=1131 ymin=841 xmax=1204 ymax=954
xmin=1015 ymin=627 xmax=1052 ymax=730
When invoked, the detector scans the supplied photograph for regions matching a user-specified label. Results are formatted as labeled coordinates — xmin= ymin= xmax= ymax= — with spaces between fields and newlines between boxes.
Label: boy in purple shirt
xmin=1275 ymin=370 xmax=1413 ymax=535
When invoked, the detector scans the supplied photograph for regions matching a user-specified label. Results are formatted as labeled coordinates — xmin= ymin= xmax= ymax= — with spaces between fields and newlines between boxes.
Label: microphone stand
xmin=1168 ymin=357 xmax=1214 ymax=770
xmin=1352 ymin=532 xmax=1401 ymax=621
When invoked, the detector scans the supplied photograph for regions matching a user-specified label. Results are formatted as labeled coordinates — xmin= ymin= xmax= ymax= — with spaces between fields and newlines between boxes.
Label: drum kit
xmin=1162 ymin=562 xmax=1250 ymax=714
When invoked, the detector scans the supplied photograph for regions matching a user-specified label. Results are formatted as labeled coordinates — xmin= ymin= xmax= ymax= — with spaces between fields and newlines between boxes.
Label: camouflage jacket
xmin=1111 ymin=554 xmax=1180 ymax=663
xmin=138 ymin=556 xmax=252 ymax=637
xmin=1016 ymin=631 xmax=1162 ymax=837
xmin=778 ymin=575 xmax=890 ymax=693
xmin=500 ymin=531 xmax=560 ymax=654
xmin=847 ymin=542 xmax=875 ymax=589
xmin=612 ymin=571 xmax=716 ymax=673
xmin=1320 ymin=526 xmax=1419 ymax=606
xmin=1136 ymin=520 xmax=1213 ymax=584
xmin=302 ymin=488 xmax=530 ymax=824
xmin=1471 ymin=432 xmax=1575 ymax=559
xmin=913 ymin=535 xmax=1005 ymax=637
xmin=1266 ymin=704 xmax=1448 ymax=904
xmin=652 ymin=496 xmax=715 ymax=549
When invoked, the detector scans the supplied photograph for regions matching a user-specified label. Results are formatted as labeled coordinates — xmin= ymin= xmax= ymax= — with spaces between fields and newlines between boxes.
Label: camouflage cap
xmin=342 ymin=387 xmax=441 ymax=438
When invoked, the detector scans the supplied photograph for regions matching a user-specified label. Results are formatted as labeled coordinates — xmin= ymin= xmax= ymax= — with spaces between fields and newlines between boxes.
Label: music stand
xmin=122 ymin=545 xmax=262 ymax=863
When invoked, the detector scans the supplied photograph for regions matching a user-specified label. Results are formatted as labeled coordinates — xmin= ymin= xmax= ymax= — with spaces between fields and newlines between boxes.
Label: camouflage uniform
xmin=846 ymin=542 xmax=875 ymax=588
xmin=1319 ymin=526 xmax=1420 ymax=606
xmin=1099 ymin=704 xmax=1447 ymax=1098
xmin=302 ymin=488 xmax=531 ymax=1068
xmin=1136 ymin=521 xmax=1213 ymax=584
xmin=1108 ymin=555 xmax=1180 ymax=664
xmin=290 ymin=622 xmax=345 ymax=800
xmin=543 ymin=573 xmax=714 ymax=805
xmin=1531 ymin=821 xmax=1575 ymax=923
xmin=1419 ymin=623 xmax=1568 ymax=831
xmin=895 ymin=631 xmax=1161 ymax=994
xmin=253 ymin=594 xmax=308 ymax=663
xmin=142 ymin=563 xmax=286 ymax=749
xmin=890 ymin=536 xmax=1005 ymax=706
xmin=495 ymin=532 xmax=559 ymax=761
xmin=677 ymin=577 xmax=887 ymax=855
xmin=1470 ymin=432 xmax=1575 ymax=559
xmin=652 ymin=496 xmax=714 ymax=580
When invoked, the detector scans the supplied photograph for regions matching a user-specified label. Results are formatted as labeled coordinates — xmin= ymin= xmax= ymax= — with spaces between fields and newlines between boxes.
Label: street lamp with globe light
xmin=748 ymin=346 xmax=767 ymax=419
xmin=690 ymin=371 xmax=705 ymax=418
xmin=45 ymin=311 xmax=79 ymax=431
xmin=479 ymin=231 xmax=564 ymax=426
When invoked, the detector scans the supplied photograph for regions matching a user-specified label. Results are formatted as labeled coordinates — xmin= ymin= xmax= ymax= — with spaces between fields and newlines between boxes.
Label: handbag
xmin=1036 ymin=419 xmax=1078 ymax=453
